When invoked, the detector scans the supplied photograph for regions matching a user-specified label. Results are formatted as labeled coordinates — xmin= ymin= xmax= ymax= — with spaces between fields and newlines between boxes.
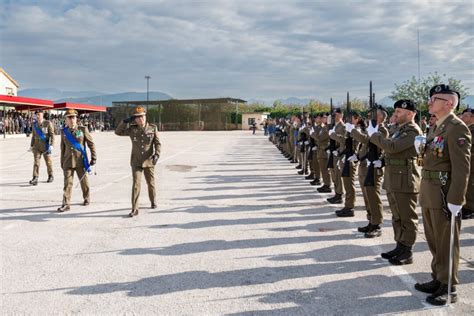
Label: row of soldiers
xmin=28 ymin=107 xmax=161 ymax=217
xmin=268 ymin=84 xmax=473 ymax=306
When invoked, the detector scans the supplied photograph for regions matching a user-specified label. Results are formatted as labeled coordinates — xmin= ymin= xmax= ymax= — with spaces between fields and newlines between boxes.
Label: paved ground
xmin=0 ymin=130 xmax=473 ymax=315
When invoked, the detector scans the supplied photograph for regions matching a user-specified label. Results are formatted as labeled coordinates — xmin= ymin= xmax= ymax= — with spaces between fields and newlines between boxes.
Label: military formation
xmin=268 ymin=84 xmax=472 ymax=306
xmin=28 ymin=107 xmax=161 ymax=217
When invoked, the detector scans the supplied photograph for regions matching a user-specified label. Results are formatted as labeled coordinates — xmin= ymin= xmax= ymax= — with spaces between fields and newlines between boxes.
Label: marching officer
xmin=368 ymin=100 xmax=421 ymax=265
xmin=460 ymin=108 xmax=474 ymax=220
xmin=115 ymin=106 xmax=161 ymax=217
xmin=415 ymin=85 xmax=471 ymax=305
xmin=58 ymin=109 xmax=97 ymax=212
xmin=29 ymin=109 xmax=54 ymax=185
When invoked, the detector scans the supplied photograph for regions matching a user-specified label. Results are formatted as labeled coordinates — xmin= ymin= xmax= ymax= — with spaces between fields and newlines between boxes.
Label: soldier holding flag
xmin=57 ymin=109 xmax=97 ymax=212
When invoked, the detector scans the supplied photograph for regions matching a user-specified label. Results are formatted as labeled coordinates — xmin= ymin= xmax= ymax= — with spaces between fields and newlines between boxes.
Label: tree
xmin=390 ymin=72 xmax=470 ymax=111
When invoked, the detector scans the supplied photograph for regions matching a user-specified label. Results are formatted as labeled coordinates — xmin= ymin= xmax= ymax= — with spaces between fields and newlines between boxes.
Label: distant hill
xmin=18 ymin=89 xmax=173 ymax=106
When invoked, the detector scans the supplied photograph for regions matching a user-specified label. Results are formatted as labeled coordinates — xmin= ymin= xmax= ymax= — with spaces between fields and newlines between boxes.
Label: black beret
xmin=394 ymin=99 xmax=417 ymax=112
xmin=430 ymin=84 xmax=460 ymax=99
xmin=334 ymin=108 xmax=342 ymax=114
xmin=324 ymin=112 xmax=330 ymax=116
xmin=462 ymin=108 xmax=474 ymax=114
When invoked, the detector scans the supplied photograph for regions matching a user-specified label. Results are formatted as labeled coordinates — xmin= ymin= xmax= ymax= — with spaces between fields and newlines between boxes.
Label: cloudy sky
xmin=1 ymin=0 xmax=473 ymax=103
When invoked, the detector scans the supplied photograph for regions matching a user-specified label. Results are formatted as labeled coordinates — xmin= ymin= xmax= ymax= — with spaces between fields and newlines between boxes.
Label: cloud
xmin=1 ymin=0 xmax=473 ymax=103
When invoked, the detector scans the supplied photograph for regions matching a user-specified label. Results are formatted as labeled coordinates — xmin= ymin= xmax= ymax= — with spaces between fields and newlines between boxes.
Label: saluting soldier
xmin=368 ymin=100 xmax=421 ymax=265
xmin=29 ymin=109 xmax=54 ymax=185
xmin=460 ymin=108 xmax=474 ymax=220
xmin=115 ymin=106 xmax=161 ymax=217
xmin=333 ymin=111 xmax=360 ymax=217
xmin=316 ymin=113 xmax=332 ymax=193
xmin=57 ymin=109 xmax=97 ymax=212
xmin=327 ymin=108 xmax=345 ymax=204
xmin=415 ymin=85 xmax=471 ymax=306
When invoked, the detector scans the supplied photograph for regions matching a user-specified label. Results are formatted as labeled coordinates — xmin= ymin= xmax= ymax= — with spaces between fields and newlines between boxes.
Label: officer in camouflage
xmin=115 ymin=106 xmax=161 ymax=217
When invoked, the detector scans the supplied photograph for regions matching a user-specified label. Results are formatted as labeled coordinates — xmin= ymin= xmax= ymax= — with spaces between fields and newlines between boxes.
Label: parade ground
xmin=1 ymin=131 xmax=473 ymax=315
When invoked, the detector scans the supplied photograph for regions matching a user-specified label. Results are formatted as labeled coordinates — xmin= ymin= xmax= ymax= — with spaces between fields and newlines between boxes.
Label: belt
xmin=385 ymin=158 xmax=411 ymax=166
xmin=422 ymin=170 xmax=450 ymax=184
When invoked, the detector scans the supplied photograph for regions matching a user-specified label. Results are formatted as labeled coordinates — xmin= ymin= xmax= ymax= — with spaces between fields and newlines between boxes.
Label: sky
xmin=1 ymin=0 xmax=473 ymax=103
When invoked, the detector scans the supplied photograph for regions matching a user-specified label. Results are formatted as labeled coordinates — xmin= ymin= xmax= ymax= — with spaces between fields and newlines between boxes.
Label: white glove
xmin=312 ymin=146 xmax=317 ymax=151
xmin=367 ymin=160 xmax=371 ymax=167
xmin=347 ymin=154 xmax=358 ymax=162
xmin=373 ymin=160 xmax=382 ymax=168
xmin=448 ymin=203 xmax=462 ymax=216
xmin=326 ymin=149 xmax=331 ymax=155
xmin=47 ymin=146 xmax=53 ymax=154
xmin=345 ymin=123 xmax=354 ymax=133
xmin=367 ymin=123 xmax=379 ymax=137
xmin=304 ymin=141 xmax=309 ymax=145
xmin=329 ymin=127 xmax=336 ymax=135
xmin=332 ymin=150 xmax=339 ymax=157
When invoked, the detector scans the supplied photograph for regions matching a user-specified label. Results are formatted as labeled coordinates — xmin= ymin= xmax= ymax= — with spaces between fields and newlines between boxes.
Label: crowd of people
xmin=265 ymin=84 xmax=473 ymax=306
xmin=0 ymin=110 xmax=112 ymax=135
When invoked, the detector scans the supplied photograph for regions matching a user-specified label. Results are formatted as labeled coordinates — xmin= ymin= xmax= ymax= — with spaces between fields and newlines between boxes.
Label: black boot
xmin=462 ymin=208 xmax=473 ymax=219
xmin=415 ymin=279 xmax=441 ymax=294
xmin=57 ymin=205 xmax=70 ymax=212
xmin=317 ymin=185 xmax=331 ymax=193
xmin=357 ymin=223 xmax=371 ymax=233
xmin=327 ymin=194 xmax=342 ymax=204
xmin=364 ymin=224 xmax=382 ymax=238
xmin=335 ymin=207 xmax=354 ymax=217
xmin=29 ymin=176 xmax=38 ymax=186
xmin=389 ymin=244 xmax=413 ymax=265
xmin=297 ymin=169 xmax=307 ymax=175
xmin=295 ymin=164 xmax=302 ymax=169
xmin=426 ymin=284 xmax=457 ymax=306
xmin=305 ymin=173 xmax=314 ymax=180
xmin=46 ymin=175 xmax=54 ymax=183
xmin=381 ymin=242 xmax=403 ymax=260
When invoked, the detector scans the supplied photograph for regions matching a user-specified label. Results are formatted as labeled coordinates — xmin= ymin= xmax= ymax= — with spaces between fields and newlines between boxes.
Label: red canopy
xmin=53 ymin=102 xmax=107 ymax=113
xmin=0 ymin=94 xmax=54 ymax=111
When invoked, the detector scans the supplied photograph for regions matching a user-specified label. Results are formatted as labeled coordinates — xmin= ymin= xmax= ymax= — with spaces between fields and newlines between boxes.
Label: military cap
xmin=132 ymin=106 xmax=147 ymax=117
xmin=34 ymin=109 xmax=44 ymax=114
xmin=462 ymin=108 xmax=474 ymax=115
xmin=65 ymin=109 xmax=78 ymax=117
xmin=429 ymin=84 xmax=460 ymax=99
xmin=394 ymin=99 xmax=416 ymax=112
xmin=334 ymin=108 xmax=342 ymax=114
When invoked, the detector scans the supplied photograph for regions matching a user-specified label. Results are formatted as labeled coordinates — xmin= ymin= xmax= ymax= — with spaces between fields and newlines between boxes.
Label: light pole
xmin=145 ymin=75 xmax=151 ymax=112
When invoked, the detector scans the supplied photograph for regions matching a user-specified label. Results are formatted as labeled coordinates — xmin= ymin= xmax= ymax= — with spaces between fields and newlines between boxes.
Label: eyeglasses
xmin=66 ymin=116 xmax=76 ymax=120
xmin=429 ymin=96 xmax=449 ymax=103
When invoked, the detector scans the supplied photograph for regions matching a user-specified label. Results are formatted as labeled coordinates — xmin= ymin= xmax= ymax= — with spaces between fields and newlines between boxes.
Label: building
xmin=241 ymin=112 xmax=269 ymax=130
xmin=0 ymin=68 xmax=19 ymax=96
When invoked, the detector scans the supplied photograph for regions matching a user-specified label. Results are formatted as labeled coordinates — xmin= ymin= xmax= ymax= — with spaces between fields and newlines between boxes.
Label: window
xmin=248 ymin=118 xmax=256 ymax=125
xmin=6 ymin=87 xmax=14 ymax=95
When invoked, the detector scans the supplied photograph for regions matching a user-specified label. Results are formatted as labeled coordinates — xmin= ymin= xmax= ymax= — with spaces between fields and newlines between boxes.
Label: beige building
xmin=242 ymin=112 xmax=269 ymax=130
xmin=0 ymin=68 xmax=19 ymax=96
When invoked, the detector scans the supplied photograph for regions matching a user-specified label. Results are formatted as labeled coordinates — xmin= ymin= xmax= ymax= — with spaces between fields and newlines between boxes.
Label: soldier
xmin=29 ymin=109 xmax=54 ymax=185
xmin=415 ymin=85 xmax=471 ymax=305
xmin=297 ymin=116 xmax=310 ymax=175
xmin=316 ymin=113 xmax=332 ymax=192
xmin=115 ymin=106 xmax=161 ymax=217
xmin=350 ymin=106 xmax=389 ymax=236
xmin=420 ymin=116 xmax=428 ymax=134
xmin=327 ymin=108 xmax=345 ymax=204
xmin=369 ymin=99 xmax=421 ymax=265
xmin=387 ymin=112 xmax=398 ymax=137
xmin=308 ymin=114 xmax=322 ymax=185
xmin=57 ymin=109 xmax=97 ymax=212
xmin=460 ymin=108 xmax=474 ymax=220
xmin=334 ymin=111 xmax=360 ymax=217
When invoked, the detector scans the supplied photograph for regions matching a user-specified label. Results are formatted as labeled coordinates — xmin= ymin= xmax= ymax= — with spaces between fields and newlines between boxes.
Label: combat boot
xmin=57 ymin=205 xmax=70 ymax=212
xmin=29 ymin=177 xmax=38 ymax=186
xmin=357 ymin=223 xmax=371 ymax=233
xmin=364 ymin=224 xmax=382 ymax=238
xmin=83 ymin=199 xmax=90 ymax=206
xmin=462 ymin=208 xmax=473 ymax=219
xmin=335 ymin=207 xmax=354 ymax=217
xmin=297 ymin=169 xmax=307 ymax=175
xmin=426 ymin=284 xmax=457 ymax=306
xmin=415 ymin=279 xmax=441 ymax=294
xmin=46 ymin=175 xmax=54 ymax=183
xmin=128 ymin=209 xmax=139 ymax=217
xmin=151 ymin=202 xmax=157 ymax=209
xmin=305 ymin=173 xmax=314 ymax=180
xmin=310 ymin=178 xmax=321 ymax=186
xmin=381 ymin=242 xmax=403 ymax=259
xmin=317 ymin=185 xmax=331 ymax=193
xmin=295 ymin=164 xmax=302 ymax=169
xmin=389 ymin=244 xmax=413 ymax=265
xmin=327 ymin=194 xmax=342 ymax=204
